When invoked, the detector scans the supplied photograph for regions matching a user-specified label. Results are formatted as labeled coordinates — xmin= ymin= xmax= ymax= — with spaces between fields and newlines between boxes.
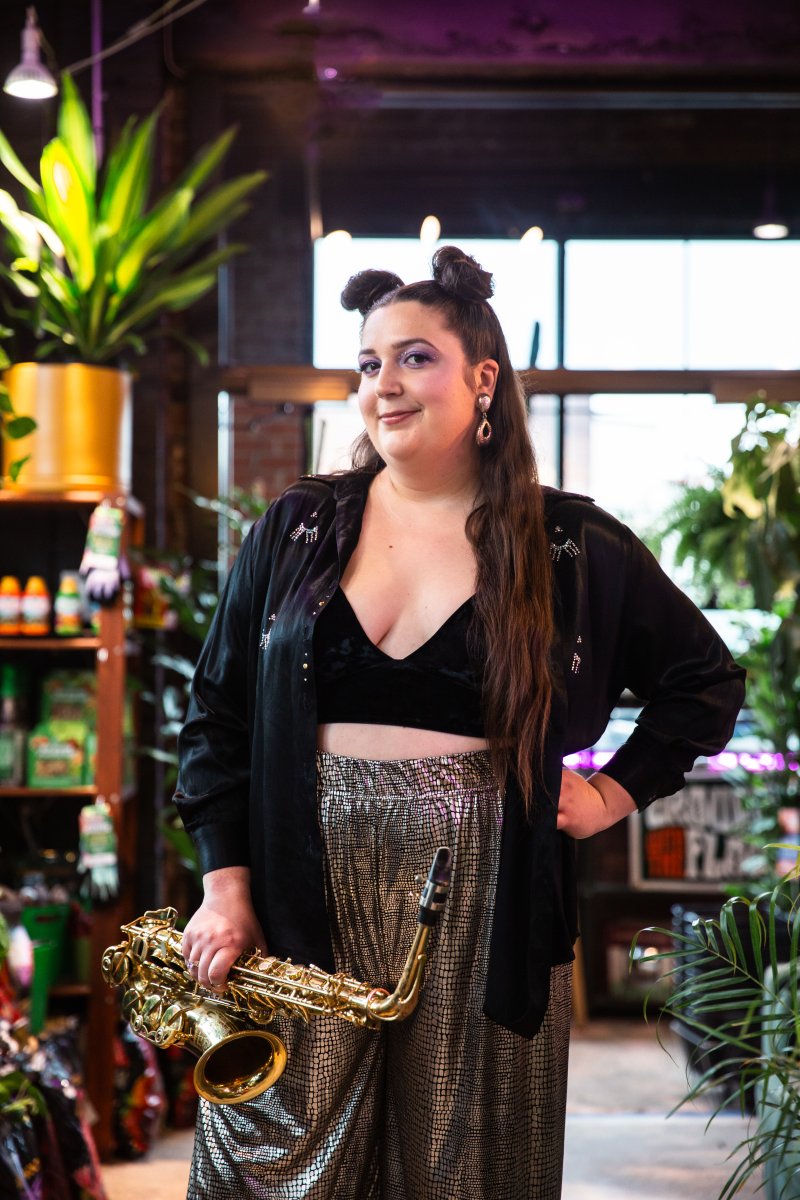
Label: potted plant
xmin=641 ymin=398 xmax=800 ymax=1194
xmin=654 ymin=395 xmax=800 ymax=889
xmin=0 ymin=74 xmax=265 ymax=492
xmin=635 ymin=869 xmax=800 ymax=1200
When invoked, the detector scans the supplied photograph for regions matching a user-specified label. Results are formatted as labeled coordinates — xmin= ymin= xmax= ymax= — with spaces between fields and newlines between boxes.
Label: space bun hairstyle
xmin=343 ymin=246 xmax=554 ymax=813
xmin=431 ymin=244 xmax=494 ymax=303
xmin=340 ymin=269 xmax=404 ymax=316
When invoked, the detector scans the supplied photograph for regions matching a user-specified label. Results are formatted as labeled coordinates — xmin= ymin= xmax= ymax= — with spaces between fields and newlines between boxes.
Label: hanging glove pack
xmin=79 ymin=504 xmax=128 ymax=606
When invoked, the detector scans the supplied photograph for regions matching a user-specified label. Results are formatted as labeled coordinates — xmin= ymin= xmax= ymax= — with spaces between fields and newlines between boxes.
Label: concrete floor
xmin=102 ymin=1019 xmax=761 ymax=1199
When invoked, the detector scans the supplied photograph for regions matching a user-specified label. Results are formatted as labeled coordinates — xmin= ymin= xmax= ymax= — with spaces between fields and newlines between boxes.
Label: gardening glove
xmin=79 ymin=503 xmax=128 ymax=605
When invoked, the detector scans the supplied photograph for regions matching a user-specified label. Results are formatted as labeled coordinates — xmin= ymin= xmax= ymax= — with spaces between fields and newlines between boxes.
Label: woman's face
xmin=357 ymin=300 xmax=498 ymax=476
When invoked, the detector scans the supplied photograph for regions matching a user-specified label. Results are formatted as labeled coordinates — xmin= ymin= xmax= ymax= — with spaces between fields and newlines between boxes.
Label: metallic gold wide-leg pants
xmin=188 ymin=751 xmax=572 ymax=1200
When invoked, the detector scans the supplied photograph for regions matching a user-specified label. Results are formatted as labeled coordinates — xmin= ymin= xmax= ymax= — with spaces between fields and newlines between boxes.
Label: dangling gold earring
xmin=475 ymin=393 xmax=493 ymax=446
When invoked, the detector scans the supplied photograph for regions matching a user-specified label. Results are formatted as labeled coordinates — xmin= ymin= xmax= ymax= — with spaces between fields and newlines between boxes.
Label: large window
xmin=564 ymin=240 xmax=800 ymax=371
xmin=562 ymin=393 xmax=745 ymax=534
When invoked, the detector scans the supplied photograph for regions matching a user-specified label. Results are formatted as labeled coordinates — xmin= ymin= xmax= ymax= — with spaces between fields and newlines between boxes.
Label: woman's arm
xmin=594 ymin=519 xmax=746 ymax=812
xmin=554 ymin=501 xmax=745 ymax=831
xmin=557 ymin=769 xmax=637 ymax=838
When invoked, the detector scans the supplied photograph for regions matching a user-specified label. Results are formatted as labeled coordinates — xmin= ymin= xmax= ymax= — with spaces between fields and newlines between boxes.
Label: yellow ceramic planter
xmin=2 ymin=363 xmax=132 ymax=493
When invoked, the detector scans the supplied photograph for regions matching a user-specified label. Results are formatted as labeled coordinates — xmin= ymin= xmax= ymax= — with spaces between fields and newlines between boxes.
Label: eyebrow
xmin=358 ymin=337 xmax=438 ymax=356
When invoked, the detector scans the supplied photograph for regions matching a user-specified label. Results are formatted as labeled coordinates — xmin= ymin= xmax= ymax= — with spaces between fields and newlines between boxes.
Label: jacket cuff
xmin=600 ymin=727 xmax=685 ymax=812
xmin=191 ymin=823 xmax=251 ymax=875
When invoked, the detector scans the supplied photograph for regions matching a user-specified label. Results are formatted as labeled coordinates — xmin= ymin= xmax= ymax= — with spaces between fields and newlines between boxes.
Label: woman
xmin=175 ymin=246 xmax=745 ymax=1199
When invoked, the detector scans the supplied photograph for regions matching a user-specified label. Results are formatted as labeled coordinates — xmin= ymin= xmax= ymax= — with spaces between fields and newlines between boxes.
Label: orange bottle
xmin=0 ymin=576 xmax=21 ymax=636
xmin=21 ymin=576 xmax=51 ymax=636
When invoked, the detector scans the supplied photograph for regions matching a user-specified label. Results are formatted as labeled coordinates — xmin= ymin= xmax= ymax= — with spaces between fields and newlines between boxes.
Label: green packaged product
xmin=40 ymin=670 xmax=96 ymax=726
xmin=27 ymin=721 xmax=88 ymax=788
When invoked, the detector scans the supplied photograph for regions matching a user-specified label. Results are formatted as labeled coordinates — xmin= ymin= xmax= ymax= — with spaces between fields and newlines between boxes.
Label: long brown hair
xmin=342 ymin=246 xmax=553 ymax=810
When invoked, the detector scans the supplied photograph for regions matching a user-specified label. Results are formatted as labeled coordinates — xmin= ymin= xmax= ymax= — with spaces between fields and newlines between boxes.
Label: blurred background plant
xmin=654 ymin=395 xmax=800 ymax=892
xmin=136 ymin=488 xmax=270 ymax=889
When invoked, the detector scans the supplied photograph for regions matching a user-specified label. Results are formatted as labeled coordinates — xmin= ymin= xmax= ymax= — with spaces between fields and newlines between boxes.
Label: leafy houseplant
xmin=0 ymin=74 xmax=265 ymax=490
xmin=137 ymin=489 xmax=270 ymax=887
xmin=644 ymin=399 xmax=800 ymax=1196
xmin=636 ymin=871 xmax=800 ymax=1200
xmin=655 ymin=396 xmax=800 ymax=891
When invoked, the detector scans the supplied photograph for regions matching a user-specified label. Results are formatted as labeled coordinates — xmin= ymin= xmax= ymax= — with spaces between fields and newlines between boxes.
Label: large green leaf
xmin=0 ymin=127 xmax=42 ymax=195
xmin=0 ymin=190 xmax=39 ymax=260
xmin=38 ymin=263 xmax=78 ymax=308
xmin=0 ymin=265 xmax=39 ymax=299
xmin=176 ymin=126 xmax=238 ymax=194
xmin=114 ymin=188 xmax=192 ymax=294
xmin=39 ymin=139 xmax=95 ymax=290
xmin=28 ymin=214 xmax=65 ymax=257
xmin=170 ymin=172 xmax=266 ymax=251
xmin=99 ymin=111 xmax=158 ymax=238
xmin=143 ymin=241 xmax=246 ymax=296
xmin=58 ymin=74 xmax=96 ymax=197
xmin=107 ymin=273 xmax=217 ymax=345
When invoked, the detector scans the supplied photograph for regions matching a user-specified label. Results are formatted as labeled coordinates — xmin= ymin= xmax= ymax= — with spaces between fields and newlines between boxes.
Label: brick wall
xmin=183 ymin=74 xmax=316 ymax=507
xmin=230 ymin=399 xmax=308 ymax=499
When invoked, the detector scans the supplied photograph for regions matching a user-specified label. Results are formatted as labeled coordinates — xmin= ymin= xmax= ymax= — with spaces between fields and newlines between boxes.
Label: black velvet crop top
xmin=314 ymin=587 xmax=485 ymax=736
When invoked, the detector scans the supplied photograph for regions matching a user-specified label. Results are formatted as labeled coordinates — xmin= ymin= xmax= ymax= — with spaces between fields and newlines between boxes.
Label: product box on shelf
xmin=40 ymin=670 xmax=97 ymax=726
xmin=26 ymin=722 xmax=89 ymax=789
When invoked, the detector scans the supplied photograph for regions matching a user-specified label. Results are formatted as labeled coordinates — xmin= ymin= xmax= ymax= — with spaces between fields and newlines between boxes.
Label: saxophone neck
xmin=366 ymin=924 xmax=430 ymax=1020
xmin=367 ymin=846 xmax=453 ymax=1022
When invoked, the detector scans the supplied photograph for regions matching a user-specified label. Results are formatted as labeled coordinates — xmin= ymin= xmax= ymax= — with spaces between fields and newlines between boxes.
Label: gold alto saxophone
xmin=102 ymin=846 xmax=453 ymax=1104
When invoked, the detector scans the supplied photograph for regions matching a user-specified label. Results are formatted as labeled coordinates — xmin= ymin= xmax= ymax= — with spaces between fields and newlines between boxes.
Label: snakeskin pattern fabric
xmin=188 ymin=751 xmax=572 ymax=1199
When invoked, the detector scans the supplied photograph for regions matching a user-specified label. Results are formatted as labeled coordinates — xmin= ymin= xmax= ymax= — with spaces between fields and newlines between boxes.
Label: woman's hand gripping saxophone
xmin=181 ymin=866 xmax=267 ymax=991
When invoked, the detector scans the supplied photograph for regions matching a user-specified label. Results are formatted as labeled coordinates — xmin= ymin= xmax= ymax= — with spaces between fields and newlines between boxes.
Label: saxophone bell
xmin=194 ymin=1028 xmax=287 ymax=1104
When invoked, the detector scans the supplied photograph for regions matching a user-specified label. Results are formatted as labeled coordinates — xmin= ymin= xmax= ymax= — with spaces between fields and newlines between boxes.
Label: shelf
xmin=50 ymin=982 xmax=91 ymax=998
xmin=0 ymin=636 xmax=101 ymax=650
xmin=0 ymin=784 xmax=137 ymax=801
xmin=0 ymin=785 xmax=96 ymax=798
xmin=0 ymin=491 xmax=144 ymax=518
xmin=0 ymin=490 xmax=143 ymax=1162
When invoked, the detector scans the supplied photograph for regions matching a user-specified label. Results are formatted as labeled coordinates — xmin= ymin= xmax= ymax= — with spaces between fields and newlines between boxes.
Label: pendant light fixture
xmin=3 ymin=7 xmax=58 ymax=100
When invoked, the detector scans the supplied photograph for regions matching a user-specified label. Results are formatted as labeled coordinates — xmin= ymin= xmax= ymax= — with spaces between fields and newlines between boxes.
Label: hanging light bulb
xmin=420 ymin=215 xmax=441 ymax=245
xmin=752 ymin=185 xmax=789 ymax=240
xmin=753 ymin=221 xmax=789 ymax=240
xmin=4 ymin=8 xmax=58 ymax=100
xmin=323 ymin=229 xmax=352 ymax=246
xmin=521 ymin=225 xmax=544 ymax=245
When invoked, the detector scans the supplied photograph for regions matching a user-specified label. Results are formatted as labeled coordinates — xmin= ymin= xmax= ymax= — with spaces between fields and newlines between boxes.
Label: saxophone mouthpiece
xmin=418 ymin=847 xmax=453 ymax=926
xmin=431 ymin=846 xmax=452 ymax=884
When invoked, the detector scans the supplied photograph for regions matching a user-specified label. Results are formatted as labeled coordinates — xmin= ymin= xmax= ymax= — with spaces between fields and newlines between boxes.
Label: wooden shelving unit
xmin=0 ymin=785 xmax=97 ymax=798
xmin=0 ymin=489 xmax=143 ymax=1161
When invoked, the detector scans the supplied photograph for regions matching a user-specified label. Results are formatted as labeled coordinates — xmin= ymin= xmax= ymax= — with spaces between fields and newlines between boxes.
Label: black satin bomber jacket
xmin=174 ymin=470 xmax=746 ymax=1039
